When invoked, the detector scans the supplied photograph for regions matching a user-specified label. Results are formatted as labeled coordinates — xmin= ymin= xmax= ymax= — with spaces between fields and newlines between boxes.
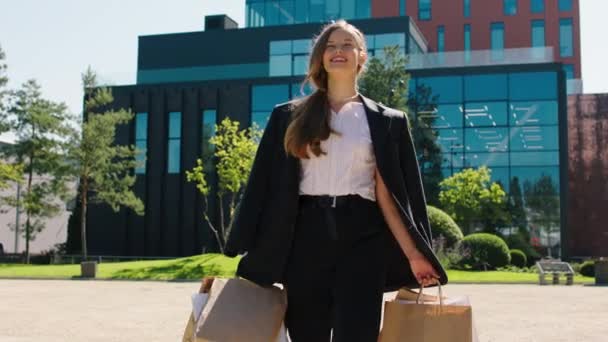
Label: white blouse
xmin=299 ymin=101 xmax=377 ymax=202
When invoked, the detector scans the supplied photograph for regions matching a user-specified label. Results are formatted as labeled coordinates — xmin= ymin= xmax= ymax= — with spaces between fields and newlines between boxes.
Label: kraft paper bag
xmin=379 ymin=285 xmax=474 ymax=342
xmin=194 ymin=277 xmax=288 ymax=342
xmin=182 ymin=278 xmax=214 ymax=342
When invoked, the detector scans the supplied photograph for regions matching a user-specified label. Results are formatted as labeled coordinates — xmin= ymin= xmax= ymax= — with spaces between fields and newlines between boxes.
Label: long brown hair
xmin=284 ymin=20 xmax=367 ymax=159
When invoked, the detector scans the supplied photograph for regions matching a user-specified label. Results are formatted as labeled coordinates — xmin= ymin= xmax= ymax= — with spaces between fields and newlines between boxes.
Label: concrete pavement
xmin=0 ymin=279 xmax=606 ymax=341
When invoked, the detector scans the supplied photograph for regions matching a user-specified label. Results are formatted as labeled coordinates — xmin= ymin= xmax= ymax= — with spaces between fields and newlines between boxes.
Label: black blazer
xmin=224 ymin=95 xmax=448 ymax=291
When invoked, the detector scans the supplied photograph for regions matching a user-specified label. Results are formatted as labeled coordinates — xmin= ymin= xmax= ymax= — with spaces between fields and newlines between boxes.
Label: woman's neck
xmin=326 ymin=76 xmax=359 ymax=107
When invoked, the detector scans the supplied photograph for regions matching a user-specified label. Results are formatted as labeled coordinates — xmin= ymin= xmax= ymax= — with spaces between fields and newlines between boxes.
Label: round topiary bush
xmin=580 ymin=260 xmax=595 ymax=277
xmin=427 ymin=205 xmax=464 ymax=248
xmin=461 ymin=233 xmax=511 ymax=270
xmin=509 ymin=249 xmax=527 ymax=268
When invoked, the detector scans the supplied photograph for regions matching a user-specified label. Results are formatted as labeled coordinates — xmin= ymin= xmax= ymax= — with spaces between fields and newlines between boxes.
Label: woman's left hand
xmin=408 ymin=250 xmax=440 ymax=287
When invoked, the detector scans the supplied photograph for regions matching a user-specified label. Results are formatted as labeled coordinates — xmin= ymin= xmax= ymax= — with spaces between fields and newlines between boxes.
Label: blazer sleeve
xmin=398 ymin=112 xmax=434 ymax=247
xmin=224 ymin=106 xmax=282 ymax=257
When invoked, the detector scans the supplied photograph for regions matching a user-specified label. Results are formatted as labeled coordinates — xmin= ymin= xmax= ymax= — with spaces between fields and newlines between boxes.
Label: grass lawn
xmin=0 ymin=254 xmax=595 ymax=284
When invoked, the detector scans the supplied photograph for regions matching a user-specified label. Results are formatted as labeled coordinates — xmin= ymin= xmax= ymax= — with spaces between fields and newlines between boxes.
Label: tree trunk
xmin=80 ymin=178 xmax=88 ymax=261
xmin=218 ymin=194 xmax=225 ymax=252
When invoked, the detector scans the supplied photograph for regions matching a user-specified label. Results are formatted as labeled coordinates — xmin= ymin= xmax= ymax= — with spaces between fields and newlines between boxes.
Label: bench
xmin=536 ymin=260 xmax=575 ymax=285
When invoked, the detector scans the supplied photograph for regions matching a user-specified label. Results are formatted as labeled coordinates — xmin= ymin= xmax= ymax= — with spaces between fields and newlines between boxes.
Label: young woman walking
xmin=225 ymin=19 xmax=447 ymax=341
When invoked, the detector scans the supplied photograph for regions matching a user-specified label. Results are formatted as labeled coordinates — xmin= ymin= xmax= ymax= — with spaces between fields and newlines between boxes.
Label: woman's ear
xmin=359 ymin=50 xmax=368 ymax=67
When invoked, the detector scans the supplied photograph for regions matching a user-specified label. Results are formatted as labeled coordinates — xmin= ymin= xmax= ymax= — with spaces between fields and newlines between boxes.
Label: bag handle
xmin=416 ymin=282 xmax=444 ymax=306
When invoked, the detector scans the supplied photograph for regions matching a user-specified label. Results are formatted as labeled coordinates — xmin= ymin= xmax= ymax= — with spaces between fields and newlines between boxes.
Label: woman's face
xmin=322 ymin=28 xmax=366 ymax=78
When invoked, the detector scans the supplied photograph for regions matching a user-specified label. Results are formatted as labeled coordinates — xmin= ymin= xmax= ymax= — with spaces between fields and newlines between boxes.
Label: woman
xmin=224 ymin=20 xmax=447 ymax=341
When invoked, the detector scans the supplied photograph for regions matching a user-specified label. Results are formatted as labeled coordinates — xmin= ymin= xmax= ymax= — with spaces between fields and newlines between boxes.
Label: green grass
xmin=0 ymin=254 xmax=239 ymax=281
xmin=0 ymin=255 xmax=595 ymax=284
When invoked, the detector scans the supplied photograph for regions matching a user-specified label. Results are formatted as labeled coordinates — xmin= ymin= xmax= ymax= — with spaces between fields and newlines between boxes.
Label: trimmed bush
xmin=505 ymin=231 xmax=541 ymax=267
xmin=427 ymin=205 xmax=464 ymax=248
xmin=461 ymin=233 xmax=511 ymax=270
xmin=580 ymin=260 xmax=595 ymax=277
xmin=509 ymin=249 xmax=527 ymax=268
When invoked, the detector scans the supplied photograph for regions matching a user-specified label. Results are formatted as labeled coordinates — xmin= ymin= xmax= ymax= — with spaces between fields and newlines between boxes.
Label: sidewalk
xmin=0 ymin=279 xmax=606 ymax=341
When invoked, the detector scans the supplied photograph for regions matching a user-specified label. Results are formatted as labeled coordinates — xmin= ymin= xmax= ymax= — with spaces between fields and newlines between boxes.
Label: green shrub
xmin=460 ymin=233 xmax=511 ymax=270
xmin=505 ymin=231 xmax=541 ymax=266
xmin=428 ymin=205 xmax=464 ymax=248
xmin=509 ymin=249 xmax=527 ymax=268
xmin=580 ymin=260 xmax=595 ymax=277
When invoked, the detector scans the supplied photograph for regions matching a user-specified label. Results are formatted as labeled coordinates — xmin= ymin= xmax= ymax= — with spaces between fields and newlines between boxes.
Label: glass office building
xmin=90 ymin=14 xmax=567 ymax=258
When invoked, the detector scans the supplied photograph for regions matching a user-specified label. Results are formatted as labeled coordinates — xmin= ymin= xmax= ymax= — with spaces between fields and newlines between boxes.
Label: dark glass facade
xmin=246 ymin=0 xmax=371 ymax=27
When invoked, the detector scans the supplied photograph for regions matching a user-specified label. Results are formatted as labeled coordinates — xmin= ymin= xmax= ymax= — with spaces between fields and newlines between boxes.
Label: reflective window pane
xmin=530 ymin=0 xmax=544 ymax=13
xmin=465 ymin=102 xmax=508 ymax=127
xmin=342 ymin=0 xmax=356 ymax=18
xmin=421 ymin=104 xmax=463 ymax=129
xmin=293 ymin=55 xmax=308 ymax=75
xmin=252 ymin=111 xmax=271 ymax=130
xmin=511 ymin=166 xmax=560 ymax=194
xmin=487 ymin=167 xmax=510 ymax=189
xmin=417 ymin=76 xmax=463 ymax=104
xmin=559 ymin=0 xmax=572 ymax=11
xmin=375 ymin=33 xmax=406 ymax=49
xmin=563 ymin=64 xmax=574 ymax=80
xmin=437 ymin=26 xmax=445 ymax=52
xmin=168 ymin=112 xmax=181 ymax=139
xmin=135 ymin=140 xmax=147 ymax=175
xmin=419 ymin=0 xmax=431 ymax=20
xmin=531 ymin=20 xmax=545 ymax=47
xmin=510 ymin=151 xmax=559 ymax=166
xmin=510 ymin=72 xmax=557 ymax=100
xmin=356 ymin=0 xmax=371 ymax=18
xmin=135 ymin=112 xmax=148 ymax=141
xmin=433 ymin=128 xmax=464 ymax=154
xmin=270 ymin=40 xmax=292 ymax=55
xmin=168 ymin=139 xmax=181 ymax=174
xmin=464 ymin=74 xmax=507 ymax=101
xmin=441 ymin=152 xmax=464 ymax=168
xmin=510 ymin=125 xmax=558 ymax=151
xmin=292 ymin=39 xmax=311 ymax=54
xmin=559 ymin=18 xmax=573 ymax=57
xmin=278 ymin=0 xmax=295 ymax=24
xmin=310 ymin=0 xmax=325 ymax=21
xmin=291 ymin=82 xmax=313 ymax=98
xmin=465 ymin=127 xmax=509 ymax=152
xmin=491 ymin=22 xmax=504 ymax=60
xmin=366 ymin=35 xmax=375 ymax=50
xmin=265 ymin=0 xmax=279 ymax=25
xmin=463 ymin=0 xmax=470 ymax=17
xmin=295 ymin=0 xmax=309 ymax=23
xmin=269 ymin=55 xmax=292 ymax=76
xmin=509 ymin=101 xmax=558 ymax=126
xmin=503 ymin=0 xmax=517 ymax=15
xmin=465 ymin=153 xmax=509 ymax=167
xmin=326 ymin=0 xmax=340 ymax=20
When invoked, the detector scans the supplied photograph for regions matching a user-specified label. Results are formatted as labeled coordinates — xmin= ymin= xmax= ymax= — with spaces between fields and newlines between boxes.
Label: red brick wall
xmin=567 ymin=94 xmax=608 ymax=258
xmin=371 ymin=0 xmax=582 ymax=78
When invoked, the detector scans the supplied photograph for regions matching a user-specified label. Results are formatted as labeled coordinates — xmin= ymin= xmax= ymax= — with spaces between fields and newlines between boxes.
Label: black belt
xmin=299 ymin=194 xmax=362 ymax=209
xmin=299 ymin=195 xmax=365 ymax=241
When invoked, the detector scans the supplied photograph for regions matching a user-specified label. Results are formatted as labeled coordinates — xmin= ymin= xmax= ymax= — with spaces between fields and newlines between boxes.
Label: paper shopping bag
xmin=379 ymin=285 xmax=473 ymax=342
xmin=182 ymin=277 xmax=214 ymax=342
xmin=195 ymin=277 xmax=287 ymax=342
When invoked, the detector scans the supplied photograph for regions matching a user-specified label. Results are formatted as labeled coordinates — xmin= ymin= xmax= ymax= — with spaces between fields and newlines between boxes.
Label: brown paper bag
xmin=379 ymin=285 xmax=473 ymax=342
xmin=182 ymin=278 xmax=214 ymax=342
xmin=195 ymin=277 xmax=287 ymax=342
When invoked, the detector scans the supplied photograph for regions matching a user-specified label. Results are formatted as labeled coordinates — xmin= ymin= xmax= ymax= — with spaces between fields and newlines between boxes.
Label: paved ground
xmin=0 ymin=279 xmax=606 ymax=342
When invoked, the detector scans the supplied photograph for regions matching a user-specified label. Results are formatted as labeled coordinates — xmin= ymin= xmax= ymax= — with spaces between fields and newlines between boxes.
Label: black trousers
xmin=284 ymin=195 xmax=389 ymax=342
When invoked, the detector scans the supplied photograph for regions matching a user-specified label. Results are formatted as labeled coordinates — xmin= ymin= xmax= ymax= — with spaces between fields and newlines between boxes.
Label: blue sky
xmin=1 ymin=0 xmax=606 ymax=141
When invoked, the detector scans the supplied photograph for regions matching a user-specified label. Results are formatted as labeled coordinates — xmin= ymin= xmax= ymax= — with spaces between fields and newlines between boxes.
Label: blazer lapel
xmin=360 ymin=95 xmax=391 ymax=171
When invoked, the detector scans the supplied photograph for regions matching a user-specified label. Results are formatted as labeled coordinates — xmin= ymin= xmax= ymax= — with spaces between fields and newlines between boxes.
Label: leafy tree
xmin=359 ymin=45 xmax=443 ymax=204
xmin=438 ymin=166 xmax=507 ymax=235
xmin=186 ymin=118 xmax=262 ymax=253
xmin=66 ymin=67 xmax=144 ymax=260
xmin=1 ymin=79 xmax=73 ymax=263
xmin=0 ymin=44 xmax=24 ymax=189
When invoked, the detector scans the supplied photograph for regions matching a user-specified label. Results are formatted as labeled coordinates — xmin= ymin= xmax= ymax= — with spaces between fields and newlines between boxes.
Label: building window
xmin=437 ymin=26 xmax=445 ymax=52
xmin=269 ymin=39 xmax=310 ymax=76
xmin=464 ymin=24 xmax=471 ymax=62
xmin=201 ymin=109 xmax=217 ymax=170
xmin=531 ymin=20 xmax=545 ymax=47
xmin=419 ymin=0 xmax=431 ymax=20
xmin=251 ymin=84 xmax=289 ymax=130
xmin=530 ymin=0 xmax=544 ymax=13
xmin=400 ymin=0 xmax=406 ymax=16
xmin=504 ymin=0 xmax=517 ymax=15
xmin=135 ymin=112 xmax=148 ymax=175
xmin=563 ymin=64 xmax=574 ymax=79
xmin=356 ymin=0 xmax=371 ymax=18
xmin=371 ymin=33 xmax=406 ymax=59
xmin=559 ymin=18 xmax=573 ymax=57
xmin=559 ymin=0 xmax=572 ymax=12
xmin=463 ymin=0 xmax=470 ymax=17
xmin=167 ymin=111 xmax=181 ymax=174
xmin=491 ymin=22 xmax=505 ymax=60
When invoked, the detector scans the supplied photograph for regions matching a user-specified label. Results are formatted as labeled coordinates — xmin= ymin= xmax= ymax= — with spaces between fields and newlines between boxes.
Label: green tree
xmin=66 ymin=67 xmax=144 ymax=260
xmin=359 ymin=45 xmax=443 ymax=204
xmin=438 ymin=166 xmax=507 ymax=235
xmin=0 ymin=44 xmax=24 ymax=189
xmin=1 ymin=79 xmax=73 ymax=263
xmin=186 ymin=118 xmax=262 ymax=253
